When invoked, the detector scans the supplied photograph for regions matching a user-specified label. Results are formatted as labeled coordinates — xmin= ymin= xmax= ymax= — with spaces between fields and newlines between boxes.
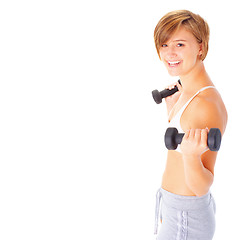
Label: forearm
xmin=183 ymin=155 xmax=214 ymax=196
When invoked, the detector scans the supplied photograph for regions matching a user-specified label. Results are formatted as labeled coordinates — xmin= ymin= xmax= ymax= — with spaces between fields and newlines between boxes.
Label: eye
xmin=161 ymin=44 xmax=168 ymax=47
xmin=177 ymin=43 xmax=184 ymax=47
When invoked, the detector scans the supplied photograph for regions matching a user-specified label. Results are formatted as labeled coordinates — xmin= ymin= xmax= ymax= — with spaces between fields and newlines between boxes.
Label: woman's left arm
xmin=181 ymin=101 xmax=224 ymax=196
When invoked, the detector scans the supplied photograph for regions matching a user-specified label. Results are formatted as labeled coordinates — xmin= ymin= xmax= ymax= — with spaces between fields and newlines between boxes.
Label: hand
xmin=180 ymin=128 xmax=209 ymax=158
xmin=165 ymin=81 xmax=182 ymax=114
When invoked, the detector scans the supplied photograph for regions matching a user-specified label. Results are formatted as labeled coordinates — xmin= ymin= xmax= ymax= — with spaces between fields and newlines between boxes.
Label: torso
xmin=162 ymin=87 xmax=228 ymax=196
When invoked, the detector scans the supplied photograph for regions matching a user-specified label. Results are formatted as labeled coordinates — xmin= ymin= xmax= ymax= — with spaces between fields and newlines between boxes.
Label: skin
xmin=159 ymin=26 xmax=228 ymax=197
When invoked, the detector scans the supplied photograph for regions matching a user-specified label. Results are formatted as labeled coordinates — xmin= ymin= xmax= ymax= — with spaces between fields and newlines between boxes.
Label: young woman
xmin=153 ymin=10 xmax=228 ymax=240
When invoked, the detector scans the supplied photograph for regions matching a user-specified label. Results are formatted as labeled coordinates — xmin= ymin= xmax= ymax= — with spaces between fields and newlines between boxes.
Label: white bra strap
xmin=198 ymin=86 xmax=215 ymax=93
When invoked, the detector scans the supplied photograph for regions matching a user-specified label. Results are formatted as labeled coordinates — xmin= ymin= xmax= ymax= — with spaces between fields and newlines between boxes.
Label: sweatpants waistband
xmin=160 ymin=188 xmax=212 ymax=211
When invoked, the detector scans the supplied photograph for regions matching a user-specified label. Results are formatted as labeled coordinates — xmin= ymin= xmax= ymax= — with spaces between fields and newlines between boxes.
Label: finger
xmin=176 ymin=81 xmax=183 ymax=92
xmin=195 ymin=129 xmax=201 ymax=142
xmin=165 ymin=85 xmax=174 ymax=90
xmin=189 ymin=129 xmax=195 ymax=139
xmin=184 ymin=129 xmax=190 ymax=140
xmin=201 ymin=129 xmax=208 ymax=144
xmin=165 ymin=82 xmax=177 ymax=90
xmin=201 ymin=129 xmax=209 ymax=152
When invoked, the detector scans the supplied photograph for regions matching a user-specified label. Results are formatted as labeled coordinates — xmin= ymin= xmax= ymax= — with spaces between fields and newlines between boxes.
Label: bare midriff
xmin=161 ymin=150 xmax=197 ymax=196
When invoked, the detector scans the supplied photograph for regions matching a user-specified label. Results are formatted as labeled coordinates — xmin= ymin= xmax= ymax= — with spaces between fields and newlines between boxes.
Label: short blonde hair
xmin=154 ymin=10 xmax=210 ymax=60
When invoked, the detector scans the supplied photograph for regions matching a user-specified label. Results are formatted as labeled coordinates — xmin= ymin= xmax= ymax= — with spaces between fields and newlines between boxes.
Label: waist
xmin=162 ymin=151 xmax=195 ymax=195
xmin=160 ymin=188 xmax=212 ymax=211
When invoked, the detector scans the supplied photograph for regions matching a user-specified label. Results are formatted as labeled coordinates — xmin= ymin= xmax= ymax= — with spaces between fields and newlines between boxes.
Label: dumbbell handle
xmin=174 ymin=132 xmax=221 ymax=150
xmin=175 ymin=133 xmax=184 ymax=145
xmin=159 ymin=86 xmax=179 ymax=98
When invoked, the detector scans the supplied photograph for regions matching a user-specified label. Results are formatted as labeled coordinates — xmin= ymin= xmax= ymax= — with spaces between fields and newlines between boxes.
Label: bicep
xmin=189 ymin=104 xmax=222 ymax=175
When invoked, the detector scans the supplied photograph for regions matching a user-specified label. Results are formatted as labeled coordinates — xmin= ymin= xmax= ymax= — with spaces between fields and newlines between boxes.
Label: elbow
xmin=195 ymin=189 xmax=210 ymax=197
xmin=186 ymin=177 xmax=214 ymax=197
xmin=187 ymin=183 xmax=211 ymax=197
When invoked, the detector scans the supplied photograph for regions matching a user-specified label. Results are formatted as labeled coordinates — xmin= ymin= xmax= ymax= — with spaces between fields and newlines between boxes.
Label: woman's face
xmin=159 ymin=27 xmax=202 ymax=77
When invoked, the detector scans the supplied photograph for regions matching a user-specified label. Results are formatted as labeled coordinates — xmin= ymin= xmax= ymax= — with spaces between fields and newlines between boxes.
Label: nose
xmin=167 ymin=45 xmax=177 ymax=59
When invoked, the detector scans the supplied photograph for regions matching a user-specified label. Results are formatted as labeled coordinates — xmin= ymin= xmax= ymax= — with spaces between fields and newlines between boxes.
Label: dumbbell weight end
xmin=165 ymin=128 xmax=184 ymax=150
xmin=207 ymin=128 xmax=222 ymax=151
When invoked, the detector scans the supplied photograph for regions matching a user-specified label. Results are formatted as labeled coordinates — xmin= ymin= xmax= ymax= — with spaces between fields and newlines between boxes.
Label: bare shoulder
xmin=183 ymin=88 xmax=228 ymax=134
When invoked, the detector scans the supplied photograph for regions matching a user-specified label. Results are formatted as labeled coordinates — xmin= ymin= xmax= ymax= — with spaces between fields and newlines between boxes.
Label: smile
xmin=167 ymin=60 xmax=181 ymax=67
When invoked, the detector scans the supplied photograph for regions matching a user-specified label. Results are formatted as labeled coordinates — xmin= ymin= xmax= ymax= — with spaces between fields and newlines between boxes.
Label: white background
xmin=0 ymin=0 xmax=239 ymax=239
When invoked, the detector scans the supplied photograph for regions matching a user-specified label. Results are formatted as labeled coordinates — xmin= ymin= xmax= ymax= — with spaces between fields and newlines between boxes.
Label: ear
xmin=198 ymin=43 xmax=203 ymax=57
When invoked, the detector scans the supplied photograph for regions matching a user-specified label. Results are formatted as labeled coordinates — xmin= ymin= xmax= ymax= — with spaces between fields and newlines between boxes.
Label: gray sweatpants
xmin=154 ymin=188 xmax=216 ymax=240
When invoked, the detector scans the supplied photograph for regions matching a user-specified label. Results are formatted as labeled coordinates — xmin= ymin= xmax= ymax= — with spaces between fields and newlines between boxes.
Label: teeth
xmin=168 ymin=61 xmax=180 ymax=65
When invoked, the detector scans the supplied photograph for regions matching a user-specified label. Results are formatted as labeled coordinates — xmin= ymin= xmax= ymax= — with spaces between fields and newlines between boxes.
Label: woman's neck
xmin=179 ymin=61 xmax=213 ymax=94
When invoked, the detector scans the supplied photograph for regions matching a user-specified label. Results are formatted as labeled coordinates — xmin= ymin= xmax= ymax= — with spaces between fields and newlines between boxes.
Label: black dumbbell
xmin=164 ymin=127 xmax=222 ymax=152
xmin=152 ymin=80 xmax=181 ymax=104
